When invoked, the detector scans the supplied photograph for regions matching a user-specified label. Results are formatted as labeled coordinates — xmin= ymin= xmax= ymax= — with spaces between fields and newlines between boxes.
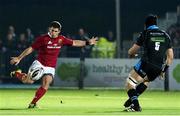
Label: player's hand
xmin=159 ymin=72 xmax=165 ymax=80
xmin=10 ymin=57 xmax=21 ymax=65
xmin=129 ymin=54 xmax=138 ymax=58
xmin=89 ymin=37 xmax=98 ymax=45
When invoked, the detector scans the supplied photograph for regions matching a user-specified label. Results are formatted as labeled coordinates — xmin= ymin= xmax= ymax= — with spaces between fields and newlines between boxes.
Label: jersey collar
xmin=47 ymin=32 xmax=59 ymax=39
xmin=48 ymin=32 xmax=52 ymax=38
xmin=147 ymin=25 xmax=159 ymax=30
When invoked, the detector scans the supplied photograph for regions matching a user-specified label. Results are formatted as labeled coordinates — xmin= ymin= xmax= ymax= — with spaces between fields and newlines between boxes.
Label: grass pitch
xmin=0 ymin=88 xmax=180 ymax=115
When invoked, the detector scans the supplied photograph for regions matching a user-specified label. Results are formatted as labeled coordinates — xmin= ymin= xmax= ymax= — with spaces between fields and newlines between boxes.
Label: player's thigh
xmin=126 ymin=69 xmax=144 ymax=89
xmin=130 ymin=69 xmax=144 ymax=82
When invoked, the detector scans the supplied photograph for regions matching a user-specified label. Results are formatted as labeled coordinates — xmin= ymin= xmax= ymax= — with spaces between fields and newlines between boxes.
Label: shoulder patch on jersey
xmin=58 ymin=39 xmax=63 ymax=45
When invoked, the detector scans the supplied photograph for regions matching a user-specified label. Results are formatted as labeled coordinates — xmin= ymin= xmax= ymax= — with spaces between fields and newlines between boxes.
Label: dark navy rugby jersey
xmin=136 ymin=29 xmax=172 ymax=68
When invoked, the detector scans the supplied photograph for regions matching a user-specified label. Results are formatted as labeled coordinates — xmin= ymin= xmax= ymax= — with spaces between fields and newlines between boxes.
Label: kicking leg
xmin=10 ymin=69 xmax=34 ymax=84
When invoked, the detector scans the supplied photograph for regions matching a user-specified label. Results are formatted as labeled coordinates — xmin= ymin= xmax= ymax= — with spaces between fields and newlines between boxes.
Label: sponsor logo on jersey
xmin=48 ymin=41 xmax=52 ymax=44
xmin=151 ymin=37 xmax=165 ymax=42
xmin=47 ymin=43 xmax=61 ymax=49
xmin=47 ymin=46 xmax=61 ymax=49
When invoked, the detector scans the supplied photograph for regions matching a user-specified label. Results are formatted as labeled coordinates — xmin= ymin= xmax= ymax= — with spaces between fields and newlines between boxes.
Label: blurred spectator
xmin=0 ymin=38 xmax=7 ymax=53
xmin=174 ymin=28 xmax=180 ymax=47
xmin=17 ymin=33 xmax=29 ymax=52
xmin=91 ymin=30 xmax=116 ymax=58
xmin=0 ymin=38 xmax=7 ymax=77
xmin=4 ymin=33 xmax=16 ymax=51
xmin=91 ymin=36 xmax=116 ymax=58
xmin=161 ymin=6 xmax=180 ymax=48
xmin=77 ymin=28 xmax=92 ymax=58
xmin=16 ymin=33 xmax=32 ymax=72
xmin=3 ymin=25 xmax=17 ymax=77
xmin=167 ymin=24 xmax=176 ymax=40
xmin=4 ymin=33 xmax=16 ymax=76
xmin=26 ymin=28 xmax=34 ymax=44
xmin=66 ymin=28 xmax=92 ymax=57
xmin=177 ymin=5 xmax=180 ymax=24
xmin=167 ymin=23 xmax=180 ymax=47
xmin=8 ymin=25 xmax=16 ymax=39
xmin=106 ymin=30 xmax=115 ymax=42
xmin=78 ymin=28 xmax=89 ymax=40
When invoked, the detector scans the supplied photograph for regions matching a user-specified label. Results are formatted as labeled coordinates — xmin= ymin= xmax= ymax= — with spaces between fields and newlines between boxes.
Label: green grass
xmin=0 ymin=89 xmax=180 ymax=115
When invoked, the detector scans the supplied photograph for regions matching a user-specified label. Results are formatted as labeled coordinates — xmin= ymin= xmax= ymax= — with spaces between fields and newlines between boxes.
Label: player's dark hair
xmin=49 ymin=21 xmax=62 ymax=30
xmin=145 ymin=14 xmax=157 ymax=28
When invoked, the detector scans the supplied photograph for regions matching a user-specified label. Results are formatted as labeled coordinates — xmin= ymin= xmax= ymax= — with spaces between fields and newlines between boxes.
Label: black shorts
xmin=133 ymin=60 xmax=162 ymax=81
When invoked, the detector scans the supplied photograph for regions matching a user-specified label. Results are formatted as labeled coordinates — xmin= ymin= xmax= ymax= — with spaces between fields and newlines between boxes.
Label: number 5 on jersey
xmin=155 ymin=42 xmax=160 ymax=51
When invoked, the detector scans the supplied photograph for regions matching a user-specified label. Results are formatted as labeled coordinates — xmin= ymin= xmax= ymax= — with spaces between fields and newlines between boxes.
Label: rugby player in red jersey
xmin=10 ymin=21 xmax=97 ymax=108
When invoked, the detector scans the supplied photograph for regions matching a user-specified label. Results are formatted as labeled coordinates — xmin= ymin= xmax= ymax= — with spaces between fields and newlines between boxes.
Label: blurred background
xmin=0 ymin=0 xmax=180 ymax=90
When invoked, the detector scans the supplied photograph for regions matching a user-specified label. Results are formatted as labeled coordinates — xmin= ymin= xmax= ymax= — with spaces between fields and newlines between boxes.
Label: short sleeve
xmin=62 ymin=36 xmax=73 ymax=46
xmin=166 ymin=33 xmax=172 ymax=48
xmin=135 ymin=32 xmax=144 ymax=46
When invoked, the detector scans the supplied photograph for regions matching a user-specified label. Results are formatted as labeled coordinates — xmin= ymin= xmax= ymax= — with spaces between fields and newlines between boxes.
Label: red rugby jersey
xmin=31 ymin=34 xmax=73 ymax=67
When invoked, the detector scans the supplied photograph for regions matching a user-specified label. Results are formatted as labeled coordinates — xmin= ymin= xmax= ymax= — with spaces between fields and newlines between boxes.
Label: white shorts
xmin=28 ymin=60 xmax=55 ymax=80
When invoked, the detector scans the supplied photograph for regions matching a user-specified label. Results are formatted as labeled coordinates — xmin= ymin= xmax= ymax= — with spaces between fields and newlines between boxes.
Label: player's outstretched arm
xmin=72 ymin=37 xmax=98 ymax=47
xmin=10 ymin=47 xmax=34 ymax=65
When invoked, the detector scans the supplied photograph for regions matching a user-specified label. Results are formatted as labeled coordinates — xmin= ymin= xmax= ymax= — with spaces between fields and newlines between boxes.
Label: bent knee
xmin=42 ymin=75 xmax=53 ymax=89
xmin=43 ymin=75 xmax=53 ymax=82
xmin=126 ymin=71 xmax=144 ymax=90
xmin=126 ymin=74 xmax=138 ymax=89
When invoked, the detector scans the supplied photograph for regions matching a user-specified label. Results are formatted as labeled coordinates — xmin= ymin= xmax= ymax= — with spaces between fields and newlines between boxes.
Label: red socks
xmin=15 ymin=72 xmax=26 ymax=81
xmin=31 ymin=87 xmax=47 ymax=104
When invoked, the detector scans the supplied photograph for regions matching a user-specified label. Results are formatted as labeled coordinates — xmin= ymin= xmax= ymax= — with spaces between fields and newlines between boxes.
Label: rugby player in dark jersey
xmin=123 ymin=15 xmax=174 ymax=112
